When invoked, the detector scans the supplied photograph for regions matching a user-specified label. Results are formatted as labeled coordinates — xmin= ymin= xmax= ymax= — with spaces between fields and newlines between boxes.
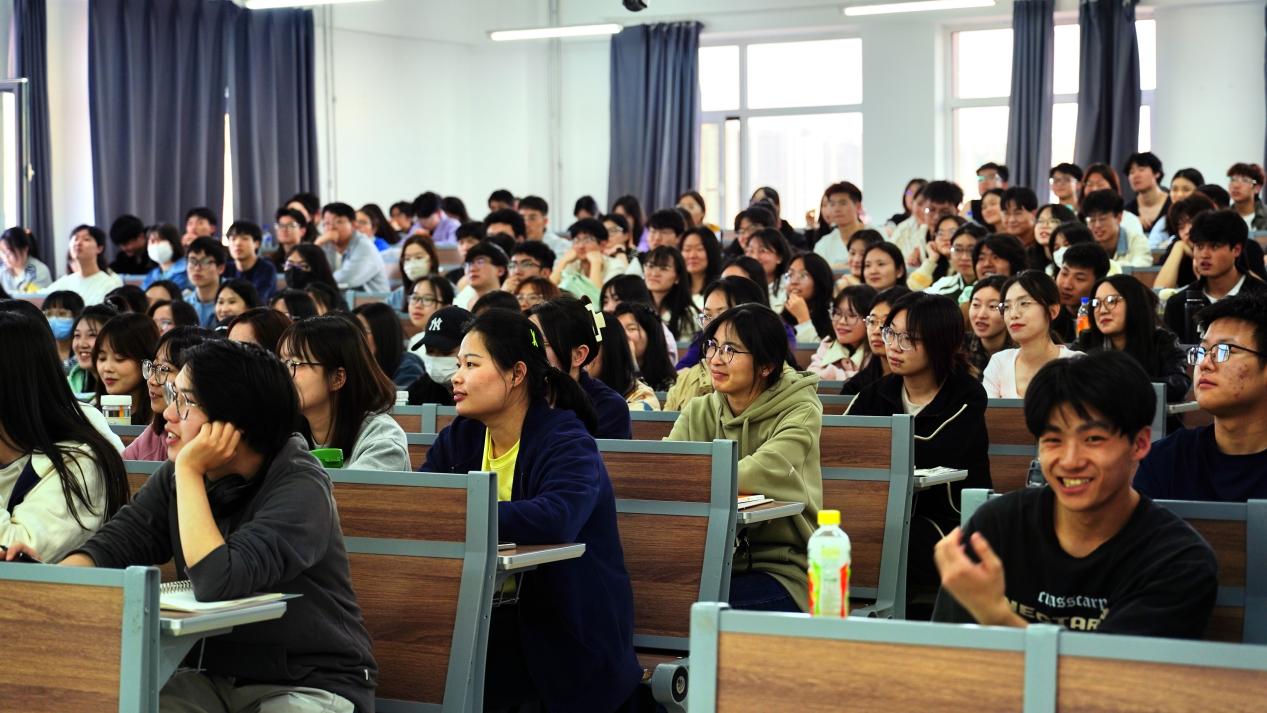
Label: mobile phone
xmin=0 ymin=545 xmax=42 ymax=564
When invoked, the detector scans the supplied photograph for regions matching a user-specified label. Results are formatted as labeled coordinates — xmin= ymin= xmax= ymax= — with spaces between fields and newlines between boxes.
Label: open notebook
xmin=160 ymin=580 xmax=287 ymax=613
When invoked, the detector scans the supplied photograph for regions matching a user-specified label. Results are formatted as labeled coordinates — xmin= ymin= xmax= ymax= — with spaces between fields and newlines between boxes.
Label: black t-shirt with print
xmin=932 ymin=486 xmax=1218 ymax=639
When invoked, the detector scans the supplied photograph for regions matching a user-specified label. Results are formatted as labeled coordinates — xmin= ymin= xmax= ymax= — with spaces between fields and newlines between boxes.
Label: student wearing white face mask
xmin=140 ymin=224 xmax=190 ymax=291
xmin=388 ymin=235 xmax=441 ymax=311
xmin=405 ymin=306 xmax=469 ymax=406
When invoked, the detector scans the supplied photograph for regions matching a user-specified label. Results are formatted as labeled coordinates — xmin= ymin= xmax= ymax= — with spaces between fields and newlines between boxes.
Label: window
xmin=698 ymin=38 xmax=863 ymax=230
xmin=949 ymin=20 xmax=1156 ymax=201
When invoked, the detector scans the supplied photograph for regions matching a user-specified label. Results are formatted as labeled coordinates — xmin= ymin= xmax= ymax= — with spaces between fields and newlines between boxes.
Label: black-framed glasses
xmin=142 ymin=360 xmax=174 ymax=385
xmin=1090 ymin=295 xmax=1124 ymax=312
xmin=409 ymin=294 xmax=439 ymax=306
xmin=508 ymin=259 xmax=541 ymax=272
xmin=282 ymin=358 xmax=321 ymax=378
xmin=830 ymin=309 xmax=861 ymax=325
xmin=285 ymin=261 xmax=311 ymax=272
xmin=162 ymin=381 xmax=199 ymax=421
xmin=1187 ymin=343 xmax=1266 ymax=366
xmin=703 ymin=339 xmax=751 ymax=365
xmin=881 ymin=326 xmax=919 ymax=352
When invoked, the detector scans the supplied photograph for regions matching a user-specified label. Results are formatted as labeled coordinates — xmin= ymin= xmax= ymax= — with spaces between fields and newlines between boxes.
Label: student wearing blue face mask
xmin=406 ymin=306 xmax=468 ymax=406
xmin=42 ymin=290 xmax=85 ymax=369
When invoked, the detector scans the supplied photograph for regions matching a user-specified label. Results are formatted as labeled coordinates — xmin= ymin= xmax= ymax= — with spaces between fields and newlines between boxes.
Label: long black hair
xmin=613 ymin=302 xmax=678 ymax=392
xmin=92 ymin=312 xmax=160 ymax=426
xmin=643 ymin=246 xmax=698 ymax=340
xmin=602 ymin=274 xmax=655 ymax=311
xmin=465 ymin=308 xmax=598 ymax=435
xmin=884 ymin=291 xmax=968 ymax=384
xmin=287 ymin=243 xmax=339 ymax=291
xmin=528 ymin=296 xmax=602 ymax=378
xmin=1073 ymin=274 xmax=1169 ymax=374
xmin=0 ymin=311 xmax=128 ymax=530
xmin=271 ymin=289 xmax=319 ymax=321
xmin=682 ymin=226 xmax=723 ymax=290
xmin=591 ymin=310 xmax=641 ymax=399
xmin=611 ymin=195 xmax=645 ymax=246
xmin=783 ymin=251 xmax=834 ymax=339
xmin=279 ymin=314 xmax=396 ymax=456
xmin=354 ymin=301 xmax=406 ymax=380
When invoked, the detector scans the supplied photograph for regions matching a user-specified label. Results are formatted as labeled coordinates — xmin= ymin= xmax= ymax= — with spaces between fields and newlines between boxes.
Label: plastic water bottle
xmin=100 ymin=395 xmax=132 ymax=426
xmin=808 ymin=509 xmax=851 ymax=617
xmin=1075 ymin=297 xmax=1091 ymax=335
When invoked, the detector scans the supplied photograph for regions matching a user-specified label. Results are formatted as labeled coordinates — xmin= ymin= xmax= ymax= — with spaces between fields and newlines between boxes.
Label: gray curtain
xmin=1005 ymin=0 xmax=1054 ymax=193
xmin=230 ymin=8 xmax=319 ymax=225
xmin=607 ymin=22 xmax=701 ymax=213
xmin=13 ymin=0 xmax=53 ymax=263
xmin=89 ymin=0 xmax=233 ymax=230
xmin=1073 ymin=0 xmax=1140 ymax=179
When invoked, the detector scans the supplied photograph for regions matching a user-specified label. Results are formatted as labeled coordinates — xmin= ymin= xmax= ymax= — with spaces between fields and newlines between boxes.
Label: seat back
xmin=629 ymin=410 xmax=680 ymax=440
xmin=330 ymin=468 xmax=497 ymax=712
xmin=984 ymin=399 xmax=1033 ymax=494
xmin=110 ymin=424 xmax=147 ymax=447
xmin=819 ymin=414 xmax=915 ymax=618
xmin=348 ymin=291 xmax=393 ymax=309
xmin=390 ymin=405 xmax=427 ymax=434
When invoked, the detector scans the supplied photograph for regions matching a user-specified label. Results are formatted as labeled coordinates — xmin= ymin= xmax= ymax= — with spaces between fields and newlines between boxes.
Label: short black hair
xmin=973 ymin=234 xmax=1027 ymax=276
xmin=569 ymin=217 xmax=609 ymax=244
xmin=413 ymin=191 xmax=442 ymax=217
xmin=456 ymin=221 xmax=489 ymax=243
xmin=1197 ymin=184 xmax=1232 ymax=209
xmin=465 ymin=241 xmax=509 ymax=268
xmin=186 ymin=236 xmax=227 ymax=265
xmin=1124 ymin=151 xmax=1164 ymax=181
xmin=512 ymin=240 xmax=556 ymax=269
xmin=183 ymin=207 xmax=219 ymax=228
xmin=885 ymin=291 xmax=966 ymax=383
xmin=105 ymin=285 xmax=148 ymax=314
xmin=1061 ymin=242 xmax=1110 ymax=279
xmin=1052 ymin=221 xmax=1093 ymax=247
xmin=483 ymin=209 xmax=525 ymax=240
xmin=977 ymin=162 xmax=1009 ymax=182
xmin=226 ymin=220 xmax=262 ymax=244
xmin=321 ymin=202 xmax=356 ymax=221
xmin=1166 ymin=193 xmax=1217 ymax=235
xmin=1079 ymin=189 xmax=1125 ymax=217
xmin=109 ymin=214 xmax=145 ymax=245
xmin=574 ymin=195 xmax=599 ymax=217
xmin=1024 ymin=350 xmax=1154 ymax=440
xmin=1226 ymin=162 xmax=1266 ymax=186
xmin=1189 ymin=209 xmax=1248 ymax=249
xmin=1001 ymin=186 xmax=1039 ymax=212
xmin=519 ymin=195 xmax=549 ymax=215
xmin=824 ymin=181 xmax=862 ymax=204
xmin=720 ymin=255 xmax=767 ymax=290
xmin=440 ymin=196 xmax=470 ymax=223
xmin=1049 ymin=162 xmax=1083 ymax=181
xmin=183 ymin=339 xmax=300 ymax=454
xmin=736 ymin=205 xmax=777 ymax=231
xmin=1198 ymin=292 xmax=1267 ymax=361
xmin=471 ymin=290 xmax=521 ymax=316
xmin=489 ymin=189 xmax=515 ymax=206
xmin=647 ymin=209 xmax=686 ymax=236
xmin=271 ymin=289 xmax=319 ymax=320
xmin=601 ymin=213 xmax=630 ymax=235
xmin=702 ymin=275 xmax=770 ymax=309
xmin=922 ymin=180 xmax=965 ymax=207
xmin=702 ymin=303 xmax=789 ymax=389
xmin=217 ymin=278 xmax=260 ymax=310
xmin=389 ymin=201 xmax=414 ymax=219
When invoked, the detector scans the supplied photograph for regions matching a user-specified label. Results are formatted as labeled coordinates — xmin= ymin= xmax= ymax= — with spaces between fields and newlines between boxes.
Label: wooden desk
xmin=737 ymin=501 xmax=804 ymax=526
xmin=159 ymin=602 xmax=288 ymax=684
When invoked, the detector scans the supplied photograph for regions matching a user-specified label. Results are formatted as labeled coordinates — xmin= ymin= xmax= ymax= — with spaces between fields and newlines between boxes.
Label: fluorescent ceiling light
xmin=246 ymin=0 xmax=379 ymax=9
xmin=843 ymin=0 xmax=994 ymax=16
xmin=489 ymin=24 xmax=623 ymax=42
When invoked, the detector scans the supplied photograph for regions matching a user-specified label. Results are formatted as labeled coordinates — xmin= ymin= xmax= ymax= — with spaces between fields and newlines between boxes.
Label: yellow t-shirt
xmin=482 ymin=429 xmax=520 ymax=502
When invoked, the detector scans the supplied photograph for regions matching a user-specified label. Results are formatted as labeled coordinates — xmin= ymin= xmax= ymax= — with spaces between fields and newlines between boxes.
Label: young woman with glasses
xmin=928 ymin=222 xmax=989 ymax=302
xmin=782 ymin=251 xmax=835 ymax=343
xmin=907 ymin=214 xmax=963 ymax=290
xmin=405 ymin=275 xmax=455 ymax=349
xmin=125 ymin=326 xmax=213 ymax=461
xmin=666 ymin=303 xmax=823 ymax=612
xmin=807 ymin=285 xmax=876 ymax=381
xmin=512 ymin=276 xmax=560 ymax=313
xmin=841 ymin=285 xmax=910 ymax=395
xmin=388 ymin=235 xmax=441 ymax=311
xmin=982 ymin=270 xmax=1078 ymax=398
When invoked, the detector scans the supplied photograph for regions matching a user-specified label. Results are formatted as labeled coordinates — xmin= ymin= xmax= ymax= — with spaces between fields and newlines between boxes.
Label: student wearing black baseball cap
xmin=406 ymin=305 xmax=472 ymax=405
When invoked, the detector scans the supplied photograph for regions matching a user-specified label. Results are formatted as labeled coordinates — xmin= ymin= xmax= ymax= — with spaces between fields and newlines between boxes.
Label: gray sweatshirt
xmin=76 ymin=435 xmax=378 ymax=712
xmin=336 ymin=411 xmax=410 ymax=472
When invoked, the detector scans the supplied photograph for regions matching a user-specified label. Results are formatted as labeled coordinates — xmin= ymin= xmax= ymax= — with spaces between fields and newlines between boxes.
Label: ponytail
xmin=542 ymin=367 xmax=598 ymax=436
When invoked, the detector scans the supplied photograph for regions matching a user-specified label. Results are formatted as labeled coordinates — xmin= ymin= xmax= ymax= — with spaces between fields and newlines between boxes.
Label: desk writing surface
xmin=913 ymin=469 xmax=969 ymax=491
xmin=161 ymin=600 xmax=289 ymax=637
xmin=737 ymin=501 xmax=805 ymax=526
xmin=496 ymin=544 xmax=586 ymax=572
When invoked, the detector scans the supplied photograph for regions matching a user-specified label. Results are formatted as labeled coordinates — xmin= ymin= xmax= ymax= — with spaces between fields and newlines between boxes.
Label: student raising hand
xmin=934 ymin=527 xmax=1024 ymax=628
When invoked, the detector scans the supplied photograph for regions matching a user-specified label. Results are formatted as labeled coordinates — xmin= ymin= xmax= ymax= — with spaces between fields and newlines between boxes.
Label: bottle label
xmin=809 ymin=561 xmax=850 ymax=617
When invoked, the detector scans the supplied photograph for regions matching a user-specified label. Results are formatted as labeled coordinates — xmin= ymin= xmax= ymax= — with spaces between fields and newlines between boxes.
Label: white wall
xmin=45 ymin=0 xmax=92 ymax=275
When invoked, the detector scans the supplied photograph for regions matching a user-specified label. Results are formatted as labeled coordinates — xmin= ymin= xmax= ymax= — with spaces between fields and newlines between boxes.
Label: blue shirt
xmin=185 ymin=289 xmax=219 ymax=328
xmin=141 ymin=258 xmax=191 ymax=291
xmin=1134 ymin=425 xmax=1267 ymax=502
xmin=225 ymin=257 xmax=278 ymax=302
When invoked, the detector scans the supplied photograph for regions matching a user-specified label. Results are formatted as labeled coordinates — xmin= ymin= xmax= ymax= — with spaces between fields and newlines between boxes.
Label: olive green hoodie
xmin=666 ymin=365 xmax=823 ymax=610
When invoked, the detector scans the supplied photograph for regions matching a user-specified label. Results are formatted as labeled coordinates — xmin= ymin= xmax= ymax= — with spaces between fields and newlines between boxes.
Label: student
xmin=284 ymin=243 xmax=341 ymax=293
xmin=751 ymin=186 xmax=806 ymax=249
xmin=404 ymin=274 xmax=454 ymax=348
xmin=529 ymin=297 xmax=633 ymax=440
xmin=405 ymin=306 xmax=469 ymax=407
xmin=148 ymin=299 xmax=199 ymax=335
xmin=908 ymin=214 xmax=962 ymax=290
xmin=978 ymin=188 xmax=1005 ymax=232
xmin=270 ymin=206 xmax=313 ymax=270
xmin=418 ymin=309 xmax=641 ymax=711
xmin=1000 ymin=187 xmax=1039 ymax=248
xmin=502 ymin=240 xmax=555 ymax=295
xmin=92 ymin=312 xmax=160 ymax=427
xmin=642 ymin=246 xmax=699 ymax=341
xmin=840 ymin=285 xmax=910 ymax=395
xmin=1154 ymin=193 xmax=1218 ymax=290
xmin=11 ymin=339 xmax=382 ymax=709
xmin=574 ymin=195 xmax=600 ymax=221
xmin=0 ymin=226 xmax=52 ymax=293
xmin=1136 ymin=294 xmax=1267 ymax=501
xmin=1163 ymin=209 xmax=1267 ymax=343
xmin=226 ymin=307 xmax=291 ymax=353
xmin=106 ymin=215 xmax=155 ymax=276
xmin=932 ymin=350 xmax=1218 ymax=639
xmin=1080 ymin=189 xmax=1152 ymax=268
xmin=486 ymin=188 xmax=515 ymax=213
xmin=666 ymin=303 xmax=824 ymax=612
xmin=1073 ymin=275 xmax=1189 ymax=410
xmin=316 ymin=202 xmax=389 ymax=292
xmin=124 ymin=326 xmax=211 ymax=461
xmin=971 ymin=162 xmax=1009 ymax=222
xmin=411 ymin=191 xmax=460 ymax=246
xmin=831 ymin=228 xmax=884 ymax=290
xmin=358 ymin=203 xmax=402 ymax=251
xmin=0 ymin=311 xmax=128 ymax=562
xmin=600 ymin=213 xmax=642 ymax=277
xmin=139 ymin=224 xmax=189 ymax=291
xmin=182 ymin=237 xmax=226 ymax=327
xmin=664 ymin=276 xmax=773 ymax=410
xmin=813 ymin=181 xmax=876 ymax=270
xmin=898 ymin=180 xmax=963 ymax=269
xmin=1123 ymin=152 xmax=1171 ymax=234
xmin=518 ymin=194 xmax=571 ymax=256
xmin=454 ymin=242 xmax=508 ymax=310
xmin=470 ymin=291 xmax=519 ymax=317
xmin=928 ymin=222 xmax=988 ymax=302
xmin=1030 ymin=204 xmax=1078 ymax=274
xmin=1148 ymin=167 xmax=1205 ymax=248
xmin=846 ymin=292 xmax=992 ymax=595
xmin=862 ymin=242 xmax=908 ymax=292
xmin=144 ymin=279 xmax=183 ymax=307
xmin=307 ymin=280 xmax=352 ymax=316
xmin=808 ymin=284 xmax=876 ymax=381
xmin=972 ymin=233 xmax=1027 ymax=280
xmin=743 ymin=228 xmax=792 ymax=313
xmin=286 ymin=192 xmax=320 ymax=223
xmin=270 ymin=288 xmax=320 ymax=321
xmin=886 ymin=178 xmax=928 ymax=229
xmin=1053 ymin=242 xmax=1111 ymax=341
xmin=387 ymin=234 xmax=441 ymax=310
xmin=783 ymin=251 xmax=834 ymax=343
xmin=610 ymin=194 xmax=647 ymax=252
xmin=353 ymin=301 xmax=424 ymax=388
xmin=725 ymin=204 xmax=777 ymax=259
xmin=278 ymin=315 xmax=409 ymax=471
xmin=104 ymin=285 xmax=148 ymax=314
xmin=68 ymin=304 xmax=117 ymax=393
xmin=41 ymin=289 xmax=85 ymax=368
xmin=513 ymin=276 xmax=561 ymax=313
xmin=588 ymin=309 xmax=661 ymax=411
xmin=222 ymin=220 xmax=277 ymax=302
xmin=1049 ymin=162 xmax=1082 ymax=209
xmin=552 ymin=218 xmax=611 ymax=305
xmin=964 ymin=275 xmax=1013 ymax=377
xmin=645 ymin=208 xmax=686 ymax=252
xmin=680 ymin=225 xmax=723 ymax=300
xmin=213 ymin=278 xmax=259 ymax=328
xmin=613 ymin=302 xmax=678 ymax=393
xmin=1226 ymin=162 xmax=1267 ymax=230
xmin=44 ymin=225 xmax=124 ymax=305
xmin=983 ymin=271 xmax=1079 ymax=398
xmin=719 ymin=255 xmax=767 ymax=287
xmin=1079 ymin=163 xmax=1150 ymax=239
xmin=179 ymin=206 xmax=218 ymax=247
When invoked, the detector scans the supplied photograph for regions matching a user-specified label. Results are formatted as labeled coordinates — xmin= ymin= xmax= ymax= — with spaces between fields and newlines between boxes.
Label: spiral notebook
xmin=160 ymin=580 xmax=287 ymax=613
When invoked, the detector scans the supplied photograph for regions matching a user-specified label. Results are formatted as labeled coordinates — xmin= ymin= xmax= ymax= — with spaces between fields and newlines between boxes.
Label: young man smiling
xmin=932 ymin=350 xmax=1217 ymax=638
xmin=1163 ymin=209 xmax=1267 ymax=343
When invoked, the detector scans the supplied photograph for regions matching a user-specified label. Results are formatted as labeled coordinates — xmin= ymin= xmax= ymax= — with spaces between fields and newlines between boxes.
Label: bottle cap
xmin=311 ymin=448 xmax=344 ymax=469
xmin=100 ymin=395 xmax=131 ymax=407
xmin=818 ymin=509 xmax=840 ymax=526
xmin=1080 ymin=296 xmax=1089 ymax=303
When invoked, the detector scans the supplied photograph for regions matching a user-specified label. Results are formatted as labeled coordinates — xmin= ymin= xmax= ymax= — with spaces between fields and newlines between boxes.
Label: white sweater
xmin=0 ymin=444 xmax=109 ymax=563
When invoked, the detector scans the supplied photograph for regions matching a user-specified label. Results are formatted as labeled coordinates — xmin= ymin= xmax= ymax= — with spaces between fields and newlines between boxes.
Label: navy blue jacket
xmin=579 ymin=370 xmax=632 ymax=439
xmin=421 ymin=400 xmax=640 ymax=712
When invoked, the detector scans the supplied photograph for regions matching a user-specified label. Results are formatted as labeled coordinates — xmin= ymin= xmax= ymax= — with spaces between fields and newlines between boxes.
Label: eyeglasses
xmin=703 ymin=339 xmax=751 ymax=364
xmin=950 ymin=245 xmax=975 ymax=255
xmin=142 ymin=360 xmax=174 ymax=384
xmin=826 ymin=199 xmax=853 ymax=209
xmin=187 ymin=257 xmax=218 ymax=269
xmin=409 ymin=294 xmax=439 ymax=306
xmin=516 ymin=293 xmax=545 ymax=306
xmin=1049 ymin=176 xmax=1076 ymax=185
xmin=285 ymin=261 xmax=311 ymax=272
xmin=697 ymin=312 xmax=722 ymax=329
xmin=1187 ymin=343 xmax=1266 ymax=366
xmin=1090 ymin=295 xmax=1124 ymax=312
xmin=274 ymin=222 xmax=301 ymax=232
xmin=881 ymin=326 xmax=919 ymax=352
xmin=830 ymin=309 xmax=861 ymax=325
xmin=1036 ymin=218 xmax=1063 ymax=228
xmin=1229 ymin=175 xmax=1258 ymax=186
xmin=162 ymin=381 xmax=200 ymax=421
xmin=508 ymin=259 xmax=541 ymax=272
xmin=977 ymin=174 xmax=999 ymax=183
xmin=863 ymin=315 xmax=887 ymax=329
xmin=467 ymin=257 xmax=494 ymax=269
xmin=998 ymin=299 xmax=1038 ymax=316
xmin=645 ymin=262 xmax=674 ymax=274
xmin=607 ymin=225 xmax=625 ymax=234
xmin=282 ymin=358 xmax=321 ymax=378
xmin=1085 ymin=214 xmax=1116 ymax=227
xmin=785 ymin=269 xmax=811 ymax=282
xmin=573 ymin=235 xmax=598 ymax=246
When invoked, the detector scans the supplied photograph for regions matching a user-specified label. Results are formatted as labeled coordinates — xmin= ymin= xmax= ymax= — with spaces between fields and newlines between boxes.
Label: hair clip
xmin=586 ymin=302 xmax=605 ymax=343
xmin=530 ymin=329 xmax=539 ymax=348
